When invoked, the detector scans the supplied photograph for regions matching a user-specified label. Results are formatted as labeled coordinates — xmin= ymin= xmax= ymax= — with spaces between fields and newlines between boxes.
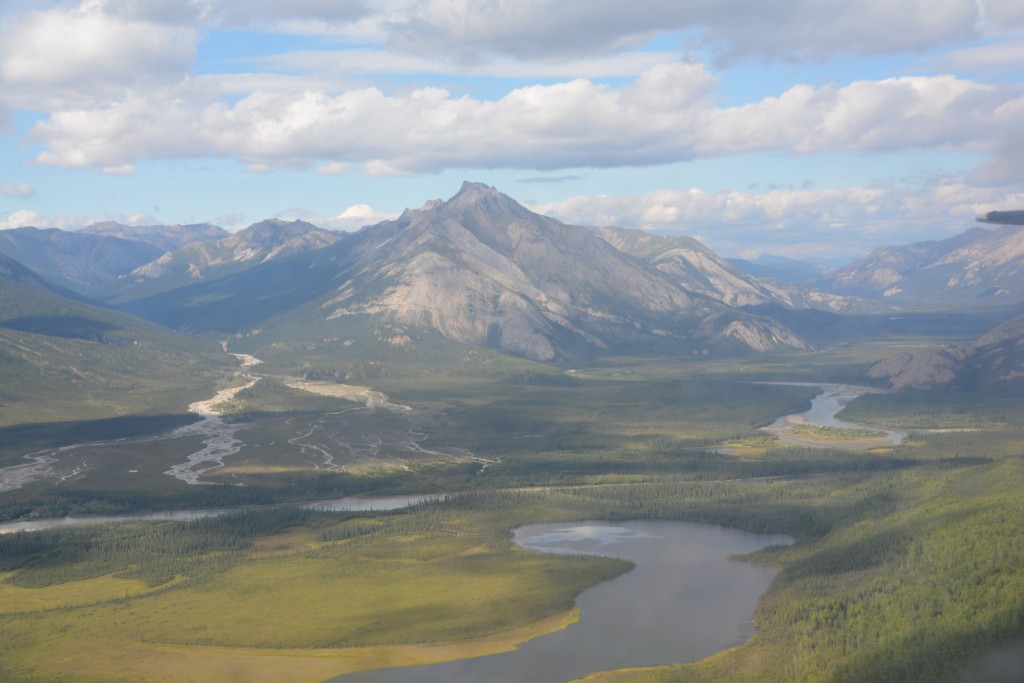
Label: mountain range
xmin=867 ymin=312 xmax=1024 ymax=389
xmin=80 ymin=222 xmax=229 ymax=253
xmin=104 ymin=218 xmax=340 ymax=303
xmin=116 ymin=182 xmax=807 ymax=361
xmin=0 ymin=181 xmax=1022 ymax=378
xmin=824 ymin=224 xmax=1024 ymax=307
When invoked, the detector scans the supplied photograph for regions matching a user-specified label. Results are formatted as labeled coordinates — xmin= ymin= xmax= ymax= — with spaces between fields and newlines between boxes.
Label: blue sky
xmin=1 ymin=1 xmax=1023 ymax=262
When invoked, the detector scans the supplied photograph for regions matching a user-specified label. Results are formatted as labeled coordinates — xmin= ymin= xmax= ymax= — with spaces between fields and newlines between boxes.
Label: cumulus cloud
xmin=316 ymin=161 xmax=349 ymax=176
xmin=326 ymin=203 xmax=396 ymax=230
xmin=937 ymin=40 xmax=1024 ymax=74
xmin=0 ymin=209 xmax=91 ymax=230
xmin=532 ymin=181 xmax=1024 ymax=260
xmin=22 ymin=66 xmax=1024 ymax=180
xmin=254 ymin=48 xmax=679 ymax=80
xmin=0 ymin=5 xmax=195 ymax=100
xmin=981 ymin=0 xmax=1024 ymax=29
xmin=0 ymin=181 xmax=35 ymax=198
xmin=275 ymin=202 xmax=396 ymax=231
xmin=0 ymin=209 xmax=45 ymax=230
xmin=382 ymin=0 xmax=981 ymax=64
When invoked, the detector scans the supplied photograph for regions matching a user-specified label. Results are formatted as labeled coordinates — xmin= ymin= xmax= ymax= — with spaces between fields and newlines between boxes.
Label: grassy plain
xmin=1 ymin=345 xmax=1023 ymax=682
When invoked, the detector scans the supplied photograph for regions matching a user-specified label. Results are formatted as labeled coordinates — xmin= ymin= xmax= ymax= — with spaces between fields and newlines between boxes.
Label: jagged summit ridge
xmin=316 ymin=182 xmax=806 ymax=359
xmin=115 ymin=182 xmax=809 ymax=361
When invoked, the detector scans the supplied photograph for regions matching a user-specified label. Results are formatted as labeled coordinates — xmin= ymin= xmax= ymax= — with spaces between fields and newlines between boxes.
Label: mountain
xmin=591 ymin=227 xmax=789 ymax=307
xmin=121 ymin=182 xmax=807 ymax=361
xmin=595 ymin=226 xmax=859 ymax=312
xmin=80 ymin=221 xmax=229 ymax=252
xmin=727 ymin=254 xmax=832 ymax=285
xmin=825 ymin=225 xmax=1024 ymax=307
xmin=867 ymin=313 xmax=1024 ymax=389
xmin=0 ymin=227 xmax=164 ymax=296
xmin=0 ymin=263 xmax=230 ymax=426
xmin=105 ymin=218 xmax=341 ymax=303
xmin=0 ymin=252 xmax=81 ymax=299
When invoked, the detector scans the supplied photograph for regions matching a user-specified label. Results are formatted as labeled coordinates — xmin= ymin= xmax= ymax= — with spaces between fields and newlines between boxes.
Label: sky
xmin=1 ymin=1 xmax=1023 ymax=263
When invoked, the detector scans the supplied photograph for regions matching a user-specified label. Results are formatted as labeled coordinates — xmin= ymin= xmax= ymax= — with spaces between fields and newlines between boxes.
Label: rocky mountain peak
xmin=442 ymin=181 xmax=528 ymax=218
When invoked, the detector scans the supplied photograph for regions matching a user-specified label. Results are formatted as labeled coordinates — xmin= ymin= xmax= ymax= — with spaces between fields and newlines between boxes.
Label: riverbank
xmin=760 ymin=383 xmax=906 ymax=449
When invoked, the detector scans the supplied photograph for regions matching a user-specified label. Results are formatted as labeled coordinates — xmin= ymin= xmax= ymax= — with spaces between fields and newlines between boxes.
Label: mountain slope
xmin=0 ymin=252 xmax=83 ymax=300
xmin=867 ymin=312 xmax=1024 ymax=389
xmin=595 ymin=226 xmax=860 ymax=312
xmin=0 ymin=268 xmax=231 ymax=426
xmin=827 ymin=225 xmax=1024 ymax=306
xmin=0 ymin=227 xmax=164 ymax=296
xmin=80 ymin=222 xmax=229 ymax=253
xmin=105 ymin=219 xmax=341 ymax=303
xmin=591 ymin=226 xmax=786 ymax=307
xmin=727 ymin=254 xmax=832 ymax=285
xmin=123 ymin=182 xmax=807 ymax=361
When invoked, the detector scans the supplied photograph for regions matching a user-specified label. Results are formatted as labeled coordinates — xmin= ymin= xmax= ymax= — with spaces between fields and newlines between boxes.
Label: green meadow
xmin=1 ymin=349 xmax=1023 ymax=682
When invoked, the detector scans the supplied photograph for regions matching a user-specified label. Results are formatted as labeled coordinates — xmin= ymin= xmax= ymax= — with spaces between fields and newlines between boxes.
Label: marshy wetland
xmin=2 ymin=352 xmax=1024 ymax=683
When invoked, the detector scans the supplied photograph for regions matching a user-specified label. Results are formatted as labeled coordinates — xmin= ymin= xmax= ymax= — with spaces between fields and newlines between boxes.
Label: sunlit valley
xmin=2 ymin=3 xmax=1024 ymax=683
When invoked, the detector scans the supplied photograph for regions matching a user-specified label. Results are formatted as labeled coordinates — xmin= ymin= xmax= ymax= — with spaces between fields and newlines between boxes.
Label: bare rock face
xmin=827 ymin=225 xmax=1024 ymax=306
xmin=867 ymin=348 xmax=969 ymax=390
xmin=867 ymin=314 xmax=1024 ymax=389
xmin=124 ymin=182 xmax=808 ymax=361
xmin=109 ymin=219 xmax=340 ymax=302
xmin=697 ymin=312 xmax=810 ymax=353
xmin=319 ymin=182 xmax=805 ymax=360
xmin=593 ymin=226 xmax=787 ymax=307
xmin=596 ymin=226 xmax=865 ymax=312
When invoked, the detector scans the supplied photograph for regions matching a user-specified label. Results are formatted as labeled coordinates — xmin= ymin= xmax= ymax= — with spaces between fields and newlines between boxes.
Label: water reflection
xmin=0 ymin=494 xmax=441 ymax=534
xmin=333 ymin=519 xmax=792 ymax=683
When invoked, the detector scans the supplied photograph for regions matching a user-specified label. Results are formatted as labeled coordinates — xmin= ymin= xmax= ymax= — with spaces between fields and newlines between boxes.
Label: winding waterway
xmin=0 ymin=494 xmax=441 ymax=534
xmin=762 ymin=382 xmax=906 ymax=447
xmin=332 ymin=519 xmax=792 ymax=683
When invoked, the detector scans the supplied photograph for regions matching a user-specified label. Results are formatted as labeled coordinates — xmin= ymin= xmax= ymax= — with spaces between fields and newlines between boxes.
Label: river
xmin=331 ymin=519 xmax=792 ymax=683
xmin=0 ymin=494 xmax=442 ymax=534
xmin=761 ymin=382 xmax=906 ymax=447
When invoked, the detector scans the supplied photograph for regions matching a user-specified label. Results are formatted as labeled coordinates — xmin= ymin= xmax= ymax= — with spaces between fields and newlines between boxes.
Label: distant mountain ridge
xmin=868 ymin=312 xmax=1024 ymax=389
xmin=0 ymin=252 xmax=82 ymax=299
xmin=80 ymin=222 xmax=229 ymax=253
xmin=122 ymin=182 xmax=808 ymax=361
xmin=105 ymin=218 xmax=340 ymax=303
xmin=593 ymin=227 xmax=856 ymax=312
xmin=0 ymin=227 xmax=165 ymax=296
xmin=825 ymin=225 xmax=1024 ymax=307
xmin=0 ymin=257 xmax=230 ymax=425
xmin=727 ymin=254 xmax=832 ymax=285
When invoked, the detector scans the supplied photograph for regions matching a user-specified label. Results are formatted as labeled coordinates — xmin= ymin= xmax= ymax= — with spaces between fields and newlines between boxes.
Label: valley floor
xmin=1 ymin=353 xmax=1023 ymax=683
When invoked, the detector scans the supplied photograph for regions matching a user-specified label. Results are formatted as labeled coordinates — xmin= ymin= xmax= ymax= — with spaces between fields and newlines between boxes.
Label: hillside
xmin=105 ymin=219 xmax=341 ymax=303
xmin=727 ymin=254 xmax=832 ymax=285
xmin=0 ymin=227 xmax=164 ymax=296
xmin=826 ymin=225 xmax=1024 ymax=307
xmin=0 ymin=252 xmax=82 ymax=299
xmin=0 ymin=267 xmax=231 ymax=426
xmin=595 ymin=226 xmax=857 ymax=312
xmin=867 ymin=312 xmax=1024 ymax=389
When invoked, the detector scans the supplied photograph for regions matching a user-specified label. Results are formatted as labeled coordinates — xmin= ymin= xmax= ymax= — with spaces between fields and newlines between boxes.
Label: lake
xmin=331 ymin=519 xmax=792 ymax=683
